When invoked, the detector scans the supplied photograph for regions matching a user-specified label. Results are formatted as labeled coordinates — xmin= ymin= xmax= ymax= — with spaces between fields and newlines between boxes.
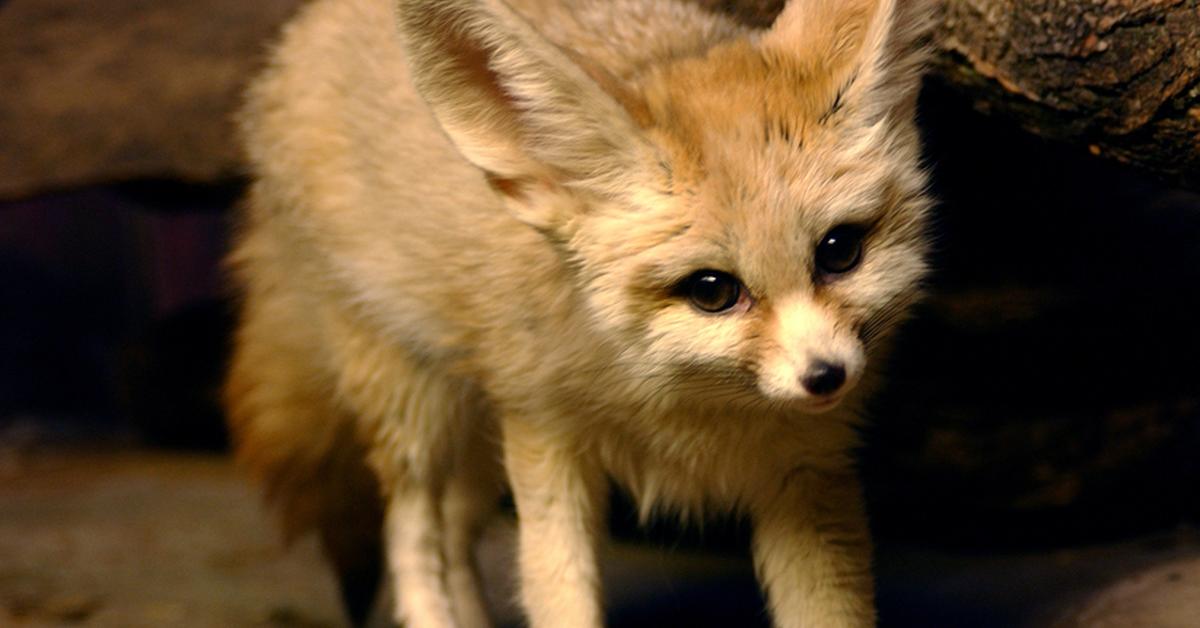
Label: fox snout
xmin=757 ymin=296 xmax=865 ymax=409
xmin=778 ymin=351 xmax=862 ymax=411
xmin=800 ymin=359 xmax=847 ymax=397
xmin=764 ymin=349 xmax=864 ymax=411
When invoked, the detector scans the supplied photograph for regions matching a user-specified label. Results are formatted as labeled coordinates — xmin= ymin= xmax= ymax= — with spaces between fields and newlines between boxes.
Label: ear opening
xmin=398 ymin=0 xmax=534 ymax=178
xmin=760 ymin=0 xmax=935 ymax=124
xmin=397 ymin=0 xmax=653 ymax=196
xmin=761 ymin=0 xmax=881 ymax=76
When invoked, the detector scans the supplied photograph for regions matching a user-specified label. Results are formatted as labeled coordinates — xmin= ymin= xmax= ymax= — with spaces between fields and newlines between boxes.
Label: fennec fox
xmin=225 ymin=0 xmax=933 ymax=626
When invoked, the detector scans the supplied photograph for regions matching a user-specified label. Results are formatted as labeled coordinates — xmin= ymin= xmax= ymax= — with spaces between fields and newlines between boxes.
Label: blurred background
xmin=2 ymin=0 xmax=1198 ymax=626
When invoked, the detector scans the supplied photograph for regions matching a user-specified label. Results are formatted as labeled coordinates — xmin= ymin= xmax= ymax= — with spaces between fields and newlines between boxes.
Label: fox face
xmin=571 ymin=51 xmax=931 ymax=411
xmin=400 ymin=0 xmax=932 ymax=413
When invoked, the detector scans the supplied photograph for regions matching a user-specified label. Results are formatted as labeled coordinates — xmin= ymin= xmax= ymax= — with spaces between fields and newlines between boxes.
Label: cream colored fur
xmin=225 ymin=0 xmax=935 ymax=626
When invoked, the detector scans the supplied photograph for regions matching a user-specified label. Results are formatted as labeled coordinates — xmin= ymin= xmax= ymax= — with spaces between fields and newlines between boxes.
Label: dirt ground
xmin=2 ymin=446 xmax=1198 ymax=627
xmin=0 ymin=449 xmax=347 ymax=627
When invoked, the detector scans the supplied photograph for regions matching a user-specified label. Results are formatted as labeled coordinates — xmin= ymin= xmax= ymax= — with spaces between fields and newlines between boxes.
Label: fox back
xmin=225 ymin=0 xmax=933 ymax=626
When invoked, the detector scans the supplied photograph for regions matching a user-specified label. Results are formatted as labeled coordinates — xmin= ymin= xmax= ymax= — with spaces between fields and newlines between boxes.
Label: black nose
xmin=801 ymin=360 xmax=846 ymax=396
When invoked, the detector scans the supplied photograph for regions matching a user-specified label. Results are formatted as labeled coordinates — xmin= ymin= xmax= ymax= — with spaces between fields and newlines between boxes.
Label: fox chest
xmin=579 ymin=405 xmax=858 ymax=517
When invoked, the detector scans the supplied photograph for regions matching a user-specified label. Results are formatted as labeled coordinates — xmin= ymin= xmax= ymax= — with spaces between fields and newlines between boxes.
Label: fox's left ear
xmin=759 ymin=0 xmax=934 ymax=124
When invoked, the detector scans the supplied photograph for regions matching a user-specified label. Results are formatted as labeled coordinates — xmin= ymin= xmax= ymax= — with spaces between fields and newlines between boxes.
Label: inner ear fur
xmin=397 ymin=0 xmax=653 ymax=198
xmin=759 ymin=0 xmax=934 ymax=123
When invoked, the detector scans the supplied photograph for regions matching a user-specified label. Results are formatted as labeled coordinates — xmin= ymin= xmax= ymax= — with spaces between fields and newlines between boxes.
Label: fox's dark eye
xmin=684 ymin=270 xmax=743 ymax=313
xmin=816 ymin=224 xmax=866 ymax=276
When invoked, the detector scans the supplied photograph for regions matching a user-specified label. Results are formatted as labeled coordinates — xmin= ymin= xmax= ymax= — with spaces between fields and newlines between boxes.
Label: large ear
xmin=759 ymin=0 xmax=934 ymax=124
xmin=397 ymin=0 xmax=653 ymax=217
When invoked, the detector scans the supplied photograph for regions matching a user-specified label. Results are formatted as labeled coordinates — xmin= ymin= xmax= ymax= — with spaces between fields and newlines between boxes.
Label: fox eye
xmin=684 ymin=270 xmax=743 ymax=313
xmin=816 ymin=224 xmax=866 ymax=276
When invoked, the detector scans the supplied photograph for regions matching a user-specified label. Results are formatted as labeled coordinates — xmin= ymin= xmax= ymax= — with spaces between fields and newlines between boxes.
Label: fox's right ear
xmin=397 ymin=0 xmax=653 ymax=229
xmin=760 ymin=0 xmax=934 ymax=125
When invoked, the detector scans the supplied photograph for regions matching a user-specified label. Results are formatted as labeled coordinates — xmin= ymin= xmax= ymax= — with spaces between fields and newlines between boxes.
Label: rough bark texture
xmin=934 ymin=0 xmax=1200 ymax=190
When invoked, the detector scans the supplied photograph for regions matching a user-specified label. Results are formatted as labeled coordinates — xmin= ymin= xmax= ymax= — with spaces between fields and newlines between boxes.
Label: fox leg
xmin=366 ymin=369 xmax=471 ymax=628
xmin=329 ymin=314 xmax=478 ymax=628
xmin=441 ymin=423 xmax=503 ymax=628
xmin=381 ymin=410 xmax=500 ymax=628
xmin=750 ymin=469 xmax=876 ymax=628
xmin=383 ymin=482 xmax=457 ymax=628
xmin=502 ymin=417 xmax=607 ymax=628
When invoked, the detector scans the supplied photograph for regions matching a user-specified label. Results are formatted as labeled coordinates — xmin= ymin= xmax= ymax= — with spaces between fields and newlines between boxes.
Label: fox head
xmin=400 ymin=0 xmax=934 ymax=412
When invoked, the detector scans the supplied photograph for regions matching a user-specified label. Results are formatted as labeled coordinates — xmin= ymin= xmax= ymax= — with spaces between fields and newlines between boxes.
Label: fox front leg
xmin=384 ymin=483 xmax=457 ymax=628
xmin=751 ymin=469 xmax=876 ymax=628
xmin=503 ymin=418 xmax=608 ymax=628
xmin=441 ymin=420 xmax=504 ymax=628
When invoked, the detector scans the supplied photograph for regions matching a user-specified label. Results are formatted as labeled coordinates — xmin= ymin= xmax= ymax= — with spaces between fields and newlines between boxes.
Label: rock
xmin=0 ymin=0 xmax=303 ymax=198
xmin=1050 ymin=556 xmax=1200 ymax=628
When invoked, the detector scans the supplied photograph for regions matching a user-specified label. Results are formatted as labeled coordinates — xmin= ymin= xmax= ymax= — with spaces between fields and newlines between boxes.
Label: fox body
xmin=225 ymin=0 xmax=933 ymax=626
